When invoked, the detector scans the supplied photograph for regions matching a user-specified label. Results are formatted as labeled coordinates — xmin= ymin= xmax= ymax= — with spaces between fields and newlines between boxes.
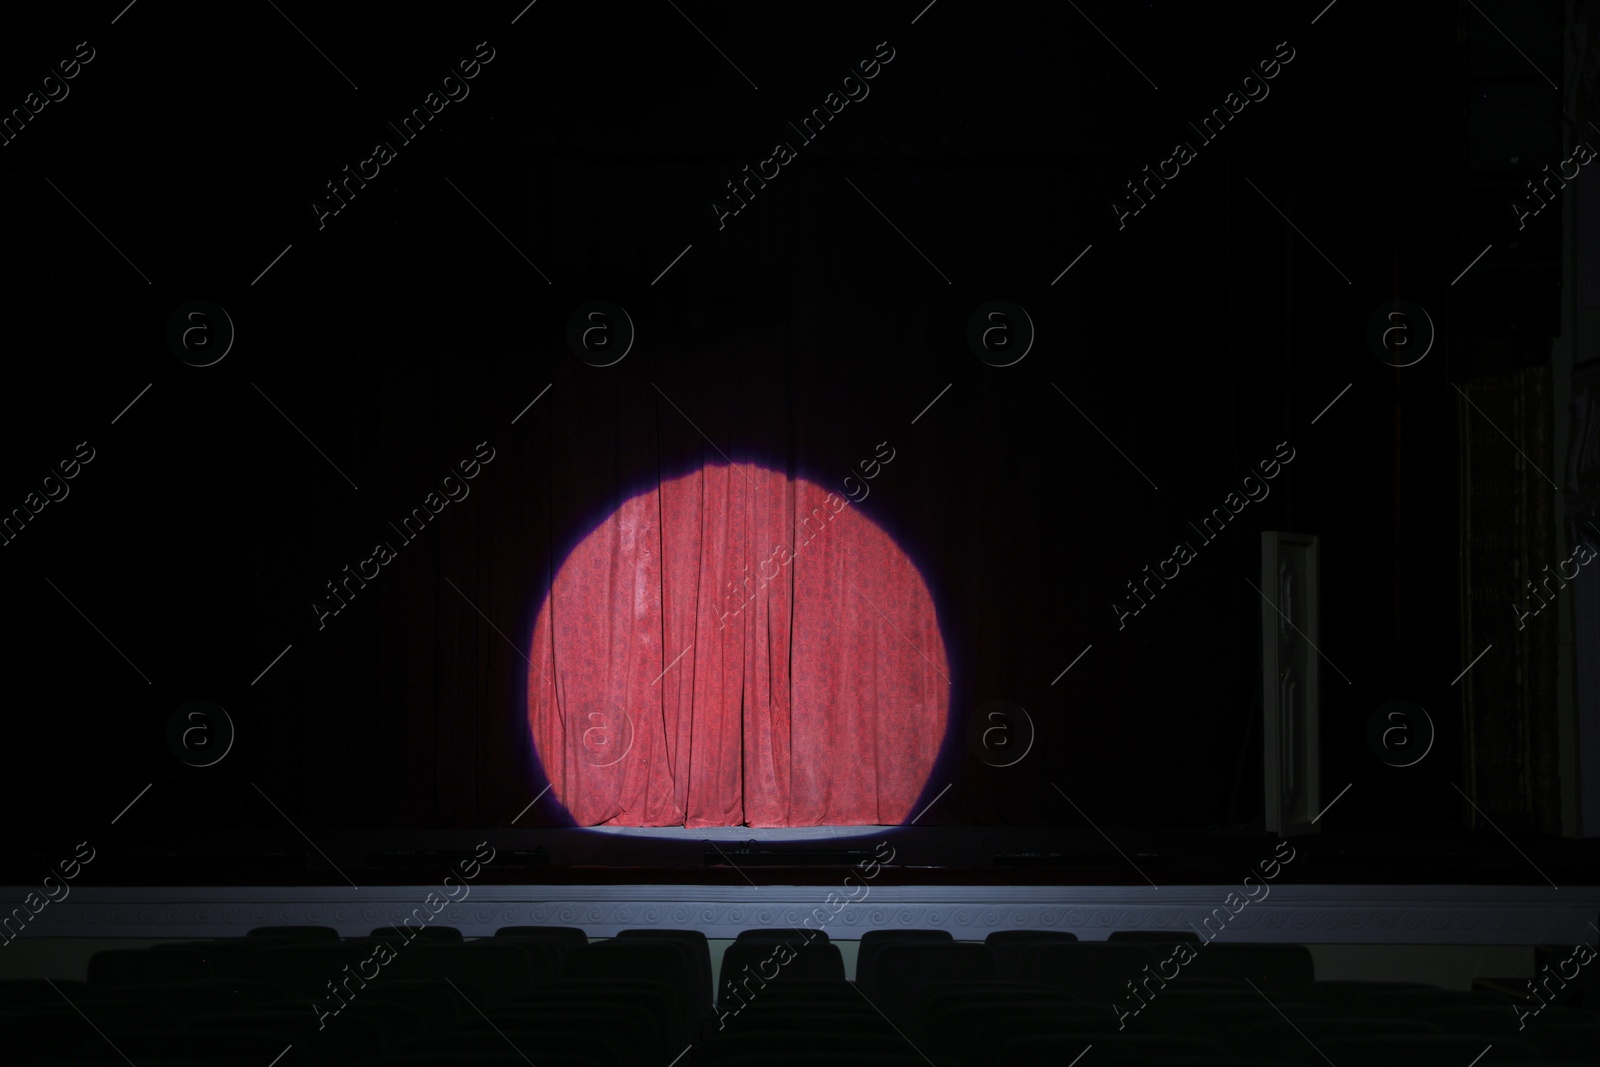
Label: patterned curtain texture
xmin=525 ymin=462 xmax=949 ymax=827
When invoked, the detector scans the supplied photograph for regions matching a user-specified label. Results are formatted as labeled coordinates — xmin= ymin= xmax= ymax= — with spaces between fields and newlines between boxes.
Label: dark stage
xmin=2 ymin=3 xmax=1599 ymax=1056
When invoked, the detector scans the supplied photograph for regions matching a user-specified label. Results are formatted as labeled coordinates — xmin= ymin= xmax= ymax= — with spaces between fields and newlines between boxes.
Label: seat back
xmin=1520 ymin=1022 xmax=1600 ymax=1061
xmin=1301 ymin=980 xmax=1440 ymax=1007
xmin=247 ymin=925 xmax=341 ymax=942
xmin=384 ymin=943 xmax=542 ymax=1005
xmin=1106 ymin=928 xmax=1202 ymax=942
xmin=243 ymin=943 xmax=376 ymax=999
xmin=1355 ymin=989 xmax=1515 ymax=1018
xmin=991 ymin=935 xmax=1088 ymax=980
xmin=1321 ymin=1033 xmax=1543 ymax=1067
xmin=0 ymin=979 xmax=87 ymax=1009
xmin=855 ymin=929 xmax=952 ymax=992
xmin=694 ymin=1029 xmax=924 ymax=1067
xmin=719 ymin=939 xmax=847 ymax=1011
xmin=494 ymin=925 xmax=589 ymax=951
xmin=1157 ymin=999 xmax=1343 ymax=1047
xmin=1000 ymin=1031 xmax=1227 ymax=1066
xmin=870 ymin=942 xmax=996 ymax=1028
xmin=563 ymin=942 xmax=699 ymax=1045
xmin=1018 ymin=941 xmax=1157 ymax=1002
xmin=617 ymin=929 xmax=714 ymax=1012
xmin=1243 ymin=1017 xmax=1441 ymax=1060
xmin=88 ymin=947 xmax=211 ymax=987
xmin=390 ymin=1030 xmax=623 ymax=1067
xmin=119 ymin=1029 xmax=318 ymax=1067
xmin=485 ymin=1011 xmax=645 ymax=1067
xmin=1179 ymin=942 xmax=1314 ymax=990
xmin=516 ymin=978 xmax=677 ymax=1059
xmin=918 ymin=993 xmax=1101 ymax=1059
xmin=372 ymin=925 xmax=463 ymax=942
xmin=738 ymin=927 xmax=828 ymax=941
xmin=1429 ymin=1003 xmax=1595 ymax=1036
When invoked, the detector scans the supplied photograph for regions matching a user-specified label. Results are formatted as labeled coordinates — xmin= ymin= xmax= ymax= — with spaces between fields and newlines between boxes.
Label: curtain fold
xmin=526 ymin=462 xmax=948 ymax=827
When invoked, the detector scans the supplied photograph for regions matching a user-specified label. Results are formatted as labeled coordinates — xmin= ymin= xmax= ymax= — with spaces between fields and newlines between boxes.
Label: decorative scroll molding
xmin=5 ymin=884 xmax=1597 ymax=944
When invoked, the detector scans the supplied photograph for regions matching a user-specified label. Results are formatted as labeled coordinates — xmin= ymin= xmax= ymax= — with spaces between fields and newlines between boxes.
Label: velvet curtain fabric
xmin=525 ymin=462 xmax=949 ymax=827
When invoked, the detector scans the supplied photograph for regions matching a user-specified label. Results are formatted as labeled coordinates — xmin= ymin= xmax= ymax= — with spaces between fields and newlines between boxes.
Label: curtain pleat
xmin=526 ymin=462 xmax=947 ymax=826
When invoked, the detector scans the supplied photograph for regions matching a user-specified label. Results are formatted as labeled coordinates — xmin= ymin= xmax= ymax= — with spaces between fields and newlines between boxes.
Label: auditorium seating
xmin=718 ymin=938 xmax=847 ymax=1010
xmin=867 ymin=942 xmax=996 ymax=1028
xmin=563 ymin=939 xmax=706 ymax=1044
xmin=0 ymin=926 xmax=1585 ymax=1067
xmin=247 ymin=925 xmax=341 ymax=942
xmin=493 ymin=925 xmax=590 ymax=950
xmin=736 ymin=926 xmax=829 ymax=941
xmin=986 ymin=929 xmax=1080 ymax=944
xmin=854 ymin=928 xmax=952 ymax=995
xmin=984 ymin=928 xmax=1080 ymax=978
xmin=617 ymin=927 xmax=715 ymax=1008
xmin=1179 ymin=941 xmax=1315 ymax=989
xmin=1107 ymin=928 xmax=1202 ymax=943
xmin=1012 ymin=939 xmax=1159 ymax=996
xmin=372 ymin=925 xmax=464 ymax=942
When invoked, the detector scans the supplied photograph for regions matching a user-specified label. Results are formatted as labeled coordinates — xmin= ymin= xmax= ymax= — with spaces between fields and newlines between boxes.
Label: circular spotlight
xmin=525 ymin=462 xmax=950 ymax=826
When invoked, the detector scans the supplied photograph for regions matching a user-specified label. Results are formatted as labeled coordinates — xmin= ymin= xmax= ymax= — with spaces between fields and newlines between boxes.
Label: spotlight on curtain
xmin=526 ymin=462 xmax=950 ymax=827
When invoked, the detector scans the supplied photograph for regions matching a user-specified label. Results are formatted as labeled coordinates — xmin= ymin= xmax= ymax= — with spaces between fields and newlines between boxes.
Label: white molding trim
xmin=4 ymin=884 xmax=1597 ymax=944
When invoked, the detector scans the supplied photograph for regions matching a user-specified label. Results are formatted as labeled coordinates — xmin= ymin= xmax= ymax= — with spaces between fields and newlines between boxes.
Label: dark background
xmin=0 ymin=1 xmax=1573 ymax=874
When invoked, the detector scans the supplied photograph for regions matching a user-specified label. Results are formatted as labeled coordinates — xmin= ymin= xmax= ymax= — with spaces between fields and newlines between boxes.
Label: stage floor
xmin=18 ymin=824 xmax=1595 ymax=886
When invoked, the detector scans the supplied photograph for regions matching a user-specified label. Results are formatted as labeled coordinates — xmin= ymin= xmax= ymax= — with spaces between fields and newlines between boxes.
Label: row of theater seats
xmin=0 ymin=924 xmax=1594 ymax=1066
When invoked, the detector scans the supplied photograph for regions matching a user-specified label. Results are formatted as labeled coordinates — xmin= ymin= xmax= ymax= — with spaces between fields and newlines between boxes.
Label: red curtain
xmin=525 ymin=462 xmax=949 ymax=827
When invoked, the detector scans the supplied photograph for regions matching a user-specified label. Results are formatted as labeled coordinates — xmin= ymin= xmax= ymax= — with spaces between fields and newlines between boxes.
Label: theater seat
xmin=738 ymin=927 xmax=828 ymax=942
xmin=1321 ymin=1033 xmax=1543 ymax=1066
xmin=1016 ymin=941 xmax=1157 ymax=1001
xmin=869 ymin=942 xmax=996 ymax=1028
xmin=987 ymin=930 xmax=1080 ymax=945
xmin=117 ymin=1028 xmax=317 ymax=1067
xmin=372 ymin=925 xmax=463 ymax=942
xmin=239 ymin=943 xmax=374 ymax=999
xmin=918 ymin=994 xmax=1105 ymax=1060
xmin=713 ymin=978 xmax=862 ymax=1019
xmin=1301 ymin=980 xmax=1439 ymax=1007
xmin=719 ymin=938 xmax=846 ymax=1010
xmin=986 ymin=931 xmax=1082 ymax=979
xmin=563 ymin=942 xmax=700 ymax=1046
xmin=0 ymin=979 xmax=87 ymax=1008
xmin=855 ymin=929 xmax=952 ymax=991
xmin=1519 ymin=1023 xmax=1600 ymax=1062
xmin=481 ymin=1006 xmax=652 ymax=1066
xmin=0 ymin=1002 xmax=178 ymax=1064
xmin=617 ymin=928 xmax=714 ymax=1010
xmin=371 ymin=1055 xmax=604 ymax=1067
xmin=1178 ymin=942 xmax=1314 ymax=990
xmin=998 ymin=1032 xmax=1228 ymax=1066
xmin=1171 ymin=999 xmax=1345 ymax=1046
xmin=1355 ymin=989 xmax=1515 ymax=1018
xmin=383 ymin=943 xmax=543 ymax=1005
xmin=1429 ymin=1003 xmax=1596 ymax=1036
xmin=354 ymin=980 xmax=478 ymax=1028
xmin=88 ymin=947 xmax=210 ymax=987
xmin=415 ymin=1021 xmax=630 ymax=1066
xmin=494 ymin=925 xmax=589 ymax=951
xmin=247 ymin=925 xmax=340 ymax=942
xmin=85 ymin=980 xmax=282 ymax=1018
xmin=693 ymin=1029 xmax=925 ymax=1067
xmin=1242 ymin=1015 xmax=1442 ymax=1060
xmin=915 ymin=985 xmax=1088 ymax=1049
xmin=513 ymin=979 xmax=677 ymax=1060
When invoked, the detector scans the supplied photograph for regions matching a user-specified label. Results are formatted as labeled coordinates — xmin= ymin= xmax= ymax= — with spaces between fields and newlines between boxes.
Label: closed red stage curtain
xmin=525 ymin=462 xmax=949 ymax=827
